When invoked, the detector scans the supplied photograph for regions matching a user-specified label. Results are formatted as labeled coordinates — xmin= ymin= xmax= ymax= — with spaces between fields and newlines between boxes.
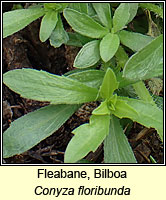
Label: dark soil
xmin=2 ymin=4 xmax=163 ymax=164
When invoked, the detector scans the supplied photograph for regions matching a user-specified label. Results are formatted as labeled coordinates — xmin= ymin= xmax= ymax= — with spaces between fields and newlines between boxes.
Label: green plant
xmin=3 ymin=3 xmax=163 ymax=163
xmin=3 ymin=3 xmax=69 ymax=47
xmin=64 ymin=3 xmax=153 ymax=67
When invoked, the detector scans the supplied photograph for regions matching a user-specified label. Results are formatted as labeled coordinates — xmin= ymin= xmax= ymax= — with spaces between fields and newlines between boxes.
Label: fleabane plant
xmin=63 ymin=3 xmax=154 ymax=67
xmin=3 ymin=65 xmax=163 ymax=163
xmin=63 ymin=3 xmax=162 ymax=78
xmin=64 ymin=68 xmax=163 ymax=163
xmin=3 ymin=3 xmax=163 ymax=163
xmin=3 ymin=3 xmax=69 ymax=47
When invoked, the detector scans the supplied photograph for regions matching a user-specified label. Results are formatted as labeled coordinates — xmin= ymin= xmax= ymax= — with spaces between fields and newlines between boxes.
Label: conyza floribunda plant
xmin=3 ymin=3 xmax=69 ymax=47
xmin=3 ymin=3 xmax=163 ymax=163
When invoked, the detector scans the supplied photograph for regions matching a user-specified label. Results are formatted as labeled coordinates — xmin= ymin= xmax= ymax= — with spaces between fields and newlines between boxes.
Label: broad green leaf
xmin=99 ymin=68 xmax=119 ymax=100
xmin=68 ymin=3 xmax=88 ymax=14
xmin=141 ymin=61 xmax=163 ymax=79
xmin=100 ymin=33 xmax=120 ymax=62
xmin=39 ymin=11 xmax=58 ymax=42
xmin=74 ymin=40 xmax=100 ymax=68
xmin=112 ymin=3 xmax=130 ymax=33
xmin=127 ymin=3 xmax=138 ymax=23
xmin=104 ymin=115 xmax=137 ymax=163
xmin=113 ymin=96 xmax=163 ymax=140
xmin=68 ymin=70 xmax=105 ymax=88
xmin=3 ymin=104 xmax=79 ymax=158
xmin=64 ymin=68 xmax=92 ymax=76
xmin=118 ymin=30 xmax=154 ymax=52
xmin=92 ymin=3 xmax=112 ymax=29
xmin=49 ymin=14 xmax=69 ymax=48
xmin=117 ymin=63 xmax=162 ymax=89
xmin=123 ymin=34 xmax=163 ymax=81
xmin=64 ymin=115 xmax=110 ymax=163
xmin=92 ymin=100 xmax=111 ymax=115
xmin=63 ymin=8 xmax=109 ymax=38
xmin=3 ymin=69 xmax=98 ymax=104
xmin=3 ymin=7 xmax=45 ymax=38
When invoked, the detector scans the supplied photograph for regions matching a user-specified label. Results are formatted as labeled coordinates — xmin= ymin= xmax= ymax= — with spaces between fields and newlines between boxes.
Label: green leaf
xmin=3 ymin=7 xmax=45 ymax=38
xmin=118 ymin=30 xmax=154 ymax=52
xmin=104 ymin=115 xmax=137 ymax=163
xmin=39 ymin=11 xmax=58 ymax=42
xmin=3 ymin=104 xmax=79 ymax=158
xmin=68 ymin=3 xmax=88 ymax=14
xmin=127 ymin=3 xmax=138 ymax=23
xmin=68 ymin=70 xmax=105 ymax=88
xmin=49 ymin=14 xmax=69 ymax=48
xmin=142 ymin=60 xmax=163 ymax=79
xmin=112 ymin=3 xmax=130 ymax=33
xmin=113 ymin=97 xmax=163 ymax=141
xmin=3 ymin=69 xmax=98 ymax=104
xmin=112 ymin=98 xmax=139 ymax=119
xmin=92 ymin=100 xmax=111 ymax=115
xmin=63 ymin=8 xmax=109 ymax=38
xmin=74 ymin=40 xmax=100 ymax=68
xmin=123 ymin=34 xmax=163 ymax=81
xmin=99 ymin=68 xmax=119 ymax=100
xmin=64 ymin=115 xmax=110 ymax=163
xmin=92 ymin=3 xmax=112 ymax=29
xmin=100 ymin=33 xmax=120 ymax=62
